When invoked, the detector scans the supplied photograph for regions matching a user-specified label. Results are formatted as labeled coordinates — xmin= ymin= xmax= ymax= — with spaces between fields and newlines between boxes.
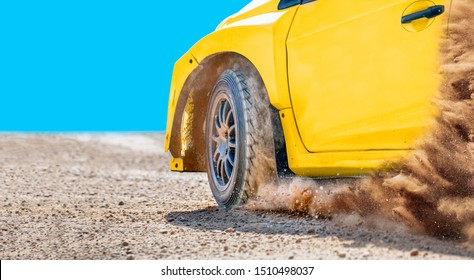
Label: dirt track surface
xmin=0 ymin=134 xmax=472 ymax=260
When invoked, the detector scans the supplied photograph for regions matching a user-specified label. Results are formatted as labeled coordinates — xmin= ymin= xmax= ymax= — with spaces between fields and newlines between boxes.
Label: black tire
xmin=205 ymin=69 xmax=276 ymax=210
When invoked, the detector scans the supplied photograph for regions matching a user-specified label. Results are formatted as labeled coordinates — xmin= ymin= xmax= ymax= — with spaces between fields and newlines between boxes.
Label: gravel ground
xmin=0 ymin=134 xmax=472 ymax=260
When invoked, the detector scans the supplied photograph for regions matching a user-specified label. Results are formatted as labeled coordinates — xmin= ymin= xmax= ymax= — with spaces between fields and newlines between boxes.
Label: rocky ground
xmin=0 ymin=134 xmax=472 ymax=259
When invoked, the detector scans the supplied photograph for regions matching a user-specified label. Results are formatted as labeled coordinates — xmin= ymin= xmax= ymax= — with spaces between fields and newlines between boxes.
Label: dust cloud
xmin=249 ymin=0 xmax=474 ymax=243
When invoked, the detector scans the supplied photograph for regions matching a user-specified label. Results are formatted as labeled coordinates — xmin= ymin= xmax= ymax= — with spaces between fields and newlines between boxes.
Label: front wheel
xmin=205 ymin=69 xmax=276 ymax=210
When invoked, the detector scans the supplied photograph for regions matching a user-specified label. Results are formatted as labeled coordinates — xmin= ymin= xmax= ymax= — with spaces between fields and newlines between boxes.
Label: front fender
xmin=164 ymin=52 xmax=198 ymax=153
xmin=164 ymin=5 xmax=298 ymax=172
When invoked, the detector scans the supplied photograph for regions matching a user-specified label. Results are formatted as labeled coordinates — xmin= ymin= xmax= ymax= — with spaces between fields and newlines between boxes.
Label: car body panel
xmin=279 ymin=107 xmax=409 ymax=176
xmin=287 ymin=0 xmax=448 ymax=153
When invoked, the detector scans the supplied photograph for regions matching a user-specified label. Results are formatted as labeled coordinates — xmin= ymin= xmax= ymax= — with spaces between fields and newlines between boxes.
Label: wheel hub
xmin=218 ymin=140 xmax=228 ymax=159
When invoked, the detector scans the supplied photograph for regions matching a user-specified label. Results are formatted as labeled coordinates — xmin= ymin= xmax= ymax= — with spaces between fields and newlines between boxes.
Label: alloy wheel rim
xmin=210 ymin=93 xmax=237 ymax=191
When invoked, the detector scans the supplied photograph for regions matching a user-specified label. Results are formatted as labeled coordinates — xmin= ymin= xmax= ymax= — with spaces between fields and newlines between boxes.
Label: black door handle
xmin=401 ymin=5 xmax=445 ymax=24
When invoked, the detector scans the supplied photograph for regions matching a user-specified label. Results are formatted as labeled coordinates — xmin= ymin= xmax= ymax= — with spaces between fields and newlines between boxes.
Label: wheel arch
xmin=168 ymin=52 xmax=289 ymax=174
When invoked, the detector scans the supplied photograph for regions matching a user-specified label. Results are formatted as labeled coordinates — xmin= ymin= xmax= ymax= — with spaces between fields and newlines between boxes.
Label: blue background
xmin=0 ymin=0 xmax=249 ymax=131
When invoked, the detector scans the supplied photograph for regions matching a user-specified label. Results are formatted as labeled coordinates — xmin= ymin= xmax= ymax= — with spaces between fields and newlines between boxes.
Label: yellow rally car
xmin=165 ymin=0 xmax=450 ymax=209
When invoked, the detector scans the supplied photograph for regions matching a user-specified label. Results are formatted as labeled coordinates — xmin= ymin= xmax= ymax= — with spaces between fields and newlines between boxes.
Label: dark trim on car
xmin=278 ymin=0 xmax=315 ymax=10
xmin=270 ymin=106 xmax=294 ymax=178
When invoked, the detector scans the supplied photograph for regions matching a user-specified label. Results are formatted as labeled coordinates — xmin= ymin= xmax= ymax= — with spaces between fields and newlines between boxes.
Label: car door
xmin=286 ymin=0 xmax=450 ymax=153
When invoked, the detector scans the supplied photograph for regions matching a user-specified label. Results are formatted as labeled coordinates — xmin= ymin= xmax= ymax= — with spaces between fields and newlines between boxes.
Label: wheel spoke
xmin=225 ymin=110 xmax=232 ymax=127
xmin=216 ymin=157 xmax=223 ymax=179
xmin=220 ymin=158 xmax=227 ymax=183
xmin=228 ymin=125 xmax=235 ymax=135
xmin=212 ymin=135 xmax=220 ymax=143
xmin=225 ymin=157 xmax=232 ymax=179
xmin=228 ymin=139 xmax=236 ymax=149
xmin=223 ymin=100 xmax=229 ymax=118
xmin=213 ymin=147 xmax=220 ymax=160
xmin=218 ymin=101 xmax=226 ymax=127
xmin=215 ymin=115 xmax=221 ymax=130
xmin=228 ymin=152 xmax=235 ymax=166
